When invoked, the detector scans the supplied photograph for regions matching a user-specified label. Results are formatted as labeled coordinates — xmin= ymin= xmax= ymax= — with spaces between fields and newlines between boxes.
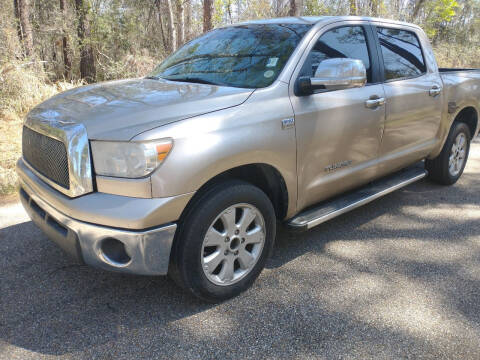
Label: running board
xmin=287 ymin=166 xmax=427 ymax=231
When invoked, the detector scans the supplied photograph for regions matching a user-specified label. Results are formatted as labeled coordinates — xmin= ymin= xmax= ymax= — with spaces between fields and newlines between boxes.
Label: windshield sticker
xmin=266 ymin=57 xmax=279 ymax=67
xmin=264 ymin=70 xmax=275 ymax=78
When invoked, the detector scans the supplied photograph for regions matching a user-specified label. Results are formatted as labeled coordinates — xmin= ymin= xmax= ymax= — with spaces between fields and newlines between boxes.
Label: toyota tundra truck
xmin=17 ymin=16 xmax=480 ymax=301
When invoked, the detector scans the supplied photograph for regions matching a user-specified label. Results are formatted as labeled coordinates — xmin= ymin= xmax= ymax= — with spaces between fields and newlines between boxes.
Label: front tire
xmin=169 ymin=180 xmax=276 ymax=302
xmin=426 ymin=122 xmax=471 ymax=185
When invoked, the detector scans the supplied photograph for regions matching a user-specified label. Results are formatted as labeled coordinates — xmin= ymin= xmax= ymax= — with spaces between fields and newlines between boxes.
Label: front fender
xmin=133 ymin=82 xmax=298 ymax=217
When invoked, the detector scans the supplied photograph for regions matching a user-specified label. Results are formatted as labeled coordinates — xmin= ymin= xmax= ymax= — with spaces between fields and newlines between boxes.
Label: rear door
xmin=290 ymin=22 xmax=386 ymax=211
xmin=372 ymin=24 xmax=443 ymax=175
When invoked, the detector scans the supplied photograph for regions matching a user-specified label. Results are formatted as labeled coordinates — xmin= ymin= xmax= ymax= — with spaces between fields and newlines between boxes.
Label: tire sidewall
xmin=173 ymin=181 xmax=276 ymax=302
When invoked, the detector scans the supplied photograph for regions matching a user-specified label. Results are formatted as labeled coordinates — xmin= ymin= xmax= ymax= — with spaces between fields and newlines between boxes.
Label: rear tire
xmin=169 ymin=180 xmax=276 ymax=302
xmin=426 ymin=122 xmax=471 ymax=185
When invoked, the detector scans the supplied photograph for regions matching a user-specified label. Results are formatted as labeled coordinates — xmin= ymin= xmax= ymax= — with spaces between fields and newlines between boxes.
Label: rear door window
xmin=377 ymin=27 xmax=426 ymax=81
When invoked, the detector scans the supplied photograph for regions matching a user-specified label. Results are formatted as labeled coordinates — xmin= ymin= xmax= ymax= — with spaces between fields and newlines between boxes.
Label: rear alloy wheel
xmin=169 ymin=180 xmax=276 ymax=302
xmin=448 ymin=132 xmax=467 ymax=177
xmin=426 ymin=122 xmax=471 ymax=185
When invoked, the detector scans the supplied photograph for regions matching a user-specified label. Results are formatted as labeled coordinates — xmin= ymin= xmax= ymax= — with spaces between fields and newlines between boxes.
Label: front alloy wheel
xmin=169 ymin=180 xmax=276 ymax=302
xmin=201 ymin=204 xmax=265 ymax=286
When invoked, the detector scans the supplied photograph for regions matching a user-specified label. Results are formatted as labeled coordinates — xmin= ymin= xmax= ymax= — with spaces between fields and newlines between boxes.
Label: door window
xmin=304 ymin=26 xmax=372 ymax=83
xmin=377 ymin=27 xmax=426 ymax=81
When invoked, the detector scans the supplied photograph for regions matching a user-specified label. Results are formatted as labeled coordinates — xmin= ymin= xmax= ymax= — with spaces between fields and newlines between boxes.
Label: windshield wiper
xmin=145 ymin=75 xmax=160 ymax=80
xmin=164 ymin=77 xmax=223 ymax=86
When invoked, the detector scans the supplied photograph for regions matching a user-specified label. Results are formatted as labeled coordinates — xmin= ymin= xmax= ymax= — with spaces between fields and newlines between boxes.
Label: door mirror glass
xmin=298 ymin=58 xmax=367 ymax=95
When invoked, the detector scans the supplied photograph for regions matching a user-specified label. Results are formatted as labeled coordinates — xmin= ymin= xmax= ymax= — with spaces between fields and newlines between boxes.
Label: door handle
xmin=429 ymin=86 xmax=442 ymax=97
xmin=365 ymin=97 xmax=385 ymax=109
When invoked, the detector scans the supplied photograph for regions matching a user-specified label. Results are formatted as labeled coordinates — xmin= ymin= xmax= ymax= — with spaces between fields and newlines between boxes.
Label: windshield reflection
xmin=149 ymin=24 xmax=312 ymax=89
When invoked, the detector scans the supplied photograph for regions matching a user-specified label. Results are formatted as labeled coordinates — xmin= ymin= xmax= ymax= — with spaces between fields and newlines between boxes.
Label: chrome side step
xmin=287 ymin=166 xmax=427 ymax=231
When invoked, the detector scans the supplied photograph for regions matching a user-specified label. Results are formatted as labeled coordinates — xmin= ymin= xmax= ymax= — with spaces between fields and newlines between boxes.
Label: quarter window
xmin=377 ymin=27 xmax=426 ymax=81
xmin=305 ymin=26 xmax=372 ymax=83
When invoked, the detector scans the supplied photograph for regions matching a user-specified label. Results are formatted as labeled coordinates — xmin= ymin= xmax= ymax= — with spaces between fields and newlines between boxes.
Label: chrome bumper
xmin=17 ymin=161 xmax=178 ymax=276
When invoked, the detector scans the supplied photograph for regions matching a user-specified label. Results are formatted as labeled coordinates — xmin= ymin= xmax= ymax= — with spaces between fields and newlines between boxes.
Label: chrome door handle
xmin=429 ymin=86 xmax=442 ymax=97
xmin=365 ymin=97 xmax=385 ymax=108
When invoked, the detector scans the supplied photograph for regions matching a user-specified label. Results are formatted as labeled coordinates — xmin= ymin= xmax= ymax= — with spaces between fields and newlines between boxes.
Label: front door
xmin=290 ymin=24 xmax=386 ymax=211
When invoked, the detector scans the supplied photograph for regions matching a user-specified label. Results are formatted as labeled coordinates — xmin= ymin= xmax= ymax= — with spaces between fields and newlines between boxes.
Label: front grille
xmin=22 ymin=126 xmax=70 ymax=189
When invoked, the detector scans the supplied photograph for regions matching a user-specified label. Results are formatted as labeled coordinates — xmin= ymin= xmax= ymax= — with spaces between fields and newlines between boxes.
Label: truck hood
xmin=27 ymin=78 xmax=254 ymax=140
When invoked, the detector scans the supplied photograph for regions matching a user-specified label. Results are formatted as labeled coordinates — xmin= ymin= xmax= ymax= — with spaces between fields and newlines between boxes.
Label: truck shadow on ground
xmin=1 ymin=168 xmax=480 ymax=358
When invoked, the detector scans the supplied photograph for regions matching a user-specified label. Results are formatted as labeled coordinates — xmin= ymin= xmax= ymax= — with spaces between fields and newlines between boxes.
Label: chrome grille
xmin=22 ymin=126 xmax=70 ymax=189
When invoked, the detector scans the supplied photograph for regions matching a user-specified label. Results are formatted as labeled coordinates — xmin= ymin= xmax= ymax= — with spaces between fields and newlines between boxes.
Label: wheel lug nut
xmin=241 ymin=238 xmax=245 ymax=243
xmin=235 ymin=230 xmax=239 ymax=235
xmin=224 ymin=250 xmax=229 ymax=256
xmin=225 ymin=237 xmax=229 ymax=243
xmin=234 ymin=250 xmax=239 ymax=256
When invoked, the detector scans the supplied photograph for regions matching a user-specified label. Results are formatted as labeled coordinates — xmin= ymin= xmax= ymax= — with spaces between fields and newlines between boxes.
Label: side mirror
xmin=297 ymin=58 xmax=367 ymax=95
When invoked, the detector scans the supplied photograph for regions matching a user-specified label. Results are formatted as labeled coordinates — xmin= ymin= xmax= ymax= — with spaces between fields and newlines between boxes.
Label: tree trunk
xmin=13 ymin=0 xmax=22 ymax=44
xmin=288 ymin=0 xmax=296 ymax=16
xmin=350 ymin=0 xmax=357 ymax=15
xmin=75 ymin=0 xmax=96 ymax=82
xmin=176 ymin=0 xmax=185 ymax=48
xmin=289 ymin=0 xmax=302 ymax=16
xmin=14 ymin=0 xmax=34 ymax=57
xmin=393 ymin=0 xmax=401 ymax=15
xmin=411 ymin=0 xmax=426 ymax=20
xmin=60 ymin=0 xmax=71 ymax=79
xmin=226 ymin=0 xmax=232 ymax=23
xmin=237 ymin=0 xmax=242 ymax=21
xmin=370 ymin=0 xmax=378 ymax=17
xmin=185 ymin=0 xmax=192 ymax=41
xmin=203 ymin=0 xmax=213 ymax=33
xmin=166 ymin=0 xmax=177 ymax=52
xmin=280 ymin=0 xmax=287 ymax=17
xmin=155 ymin=0 xmax=168 ymax=52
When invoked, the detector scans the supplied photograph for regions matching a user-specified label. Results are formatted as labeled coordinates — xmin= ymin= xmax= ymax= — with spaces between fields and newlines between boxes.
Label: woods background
xmin=1 ymin=0 xmax=479 ymax=194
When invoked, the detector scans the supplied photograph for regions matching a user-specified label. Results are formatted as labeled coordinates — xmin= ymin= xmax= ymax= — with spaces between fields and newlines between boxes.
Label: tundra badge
xmin=325 ymin=160 xmax=353 ymax=172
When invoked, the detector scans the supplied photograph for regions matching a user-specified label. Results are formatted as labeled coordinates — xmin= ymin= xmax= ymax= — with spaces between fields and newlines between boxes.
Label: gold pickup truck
xmin=17 ymin=16 xmax=480 ymax=301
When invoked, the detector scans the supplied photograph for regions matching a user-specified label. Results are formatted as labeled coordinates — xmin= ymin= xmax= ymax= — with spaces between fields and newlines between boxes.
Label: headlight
xmin=90 ymin=139 xmax=173 ymax=178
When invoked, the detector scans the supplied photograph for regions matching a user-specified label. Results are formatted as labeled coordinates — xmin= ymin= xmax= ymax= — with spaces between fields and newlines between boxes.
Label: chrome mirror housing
xmin=298 ymin=58 xmax=367 ymax=95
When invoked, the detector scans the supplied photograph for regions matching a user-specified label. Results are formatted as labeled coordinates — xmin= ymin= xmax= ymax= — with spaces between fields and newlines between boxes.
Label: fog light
xmin=100 ymin=238 xmax=131 ymax=266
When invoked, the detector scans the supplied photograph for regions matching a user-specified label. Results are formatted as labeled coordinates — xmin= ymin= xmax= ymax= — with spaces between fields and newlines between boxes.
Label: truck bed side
xmin=429 ymin=70 xmax=480 ymax=158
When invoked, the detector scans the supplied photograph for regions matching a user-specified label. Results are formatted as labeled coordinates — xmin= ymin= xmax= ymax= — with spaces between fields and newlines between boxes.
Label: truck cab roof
xmin=238 ymin=16 xmax=422 ymax=30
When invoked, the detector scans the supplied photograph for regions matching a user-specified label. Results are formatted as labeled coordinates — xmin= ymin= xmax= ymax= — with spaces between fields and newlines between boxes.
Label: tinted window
xmin=377 ymin=27 xmax=426 ymax=80
xmin=150 ymin=24 xmax=312 ymax=89
xmin=306 ymin=26 xmax=372 ymax=83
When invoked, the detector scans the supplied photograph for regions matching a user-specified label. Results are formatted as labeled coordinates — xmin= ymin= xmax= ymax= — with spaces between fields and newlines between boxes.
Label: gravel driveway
xmin=1 ymin=139 xmax=480 ymax=359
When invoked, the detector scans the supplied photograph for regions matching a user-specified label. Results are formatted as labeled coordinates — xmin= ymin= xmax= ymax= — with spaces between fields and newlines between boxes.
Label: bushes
xmin=0 ymin=46 xmax=158 ymax=195
xmin=433 ymin=43 xmax=480 ymax=69
xmin=0 ymin=54 xmax=157 ymax=195
xmin=0 ymin=41 xmax=479 ymax=195
xmin=96 ymin=52 xmax=158 ymax=81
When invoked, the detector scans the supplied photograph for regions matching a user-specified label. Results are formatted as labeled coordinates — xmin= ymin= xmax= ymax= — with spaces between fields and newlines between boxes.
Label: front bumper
xmin=17 ymin=159 xmax=185 ymax=275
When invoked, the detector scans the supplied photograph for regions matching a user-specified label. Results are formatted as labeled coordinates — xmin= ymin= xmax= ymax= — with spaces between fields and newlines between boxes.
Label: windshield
xmin=149 ymin=24 xmax=312 ymax=89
